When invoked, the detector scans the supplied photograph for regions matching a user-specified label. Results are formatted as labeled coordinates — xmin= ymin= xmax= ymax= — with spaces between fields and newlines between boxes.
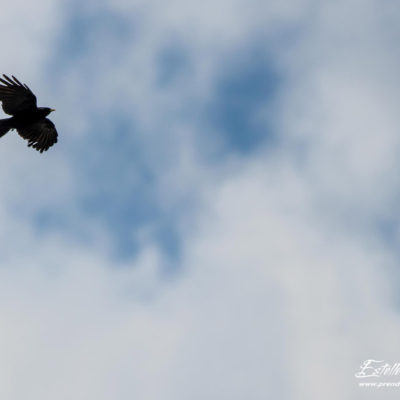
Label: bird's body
xmin=0 ymin=75 xmax=57 ymax=152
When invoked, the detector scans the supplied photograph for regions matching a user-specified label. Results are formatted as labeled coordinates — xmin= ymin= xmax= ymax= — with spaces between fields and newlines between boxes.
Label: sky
xmin=0 ymin=0 xmax=400 ymax=399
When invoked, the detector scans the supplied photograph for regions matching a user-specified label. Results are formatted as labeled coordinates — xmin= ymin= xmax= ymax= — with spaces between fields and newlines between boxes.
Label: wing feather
xmin=17 ymin=118 xmax=58 ymax=153
xmin=0 ymin=75 xmax=37 ymax=115
xmin=11 ymin=75 xmax=24 ymax=86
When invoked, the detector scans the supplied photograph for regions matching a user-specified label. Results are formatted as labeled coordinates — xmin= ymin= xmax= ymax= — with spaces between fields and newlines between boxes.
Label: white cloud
xmin=0 ymin=0 xmax=399 ymax=399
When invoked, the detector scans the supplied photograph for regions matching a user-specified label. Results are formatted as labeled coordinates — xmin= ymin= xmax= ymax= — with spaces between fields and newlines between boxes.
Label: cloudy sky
xmin=0 ymin=0 xmax=400 ymax=398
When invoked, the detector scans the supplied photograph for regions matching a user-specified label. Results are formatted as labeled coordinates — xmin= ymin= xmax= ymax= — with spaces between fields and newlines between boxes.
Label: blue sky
xmin=0 ymin=1 xmax=400 ymax=399
xmin=35 ymin=2 xmax=285 ymax=261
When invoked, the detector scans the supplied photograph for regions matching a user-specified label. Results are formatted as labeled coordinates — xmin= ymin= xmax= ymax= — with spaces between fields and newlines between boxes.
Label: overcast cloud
xmin=0 ymin=0 xmax=399 ymax=399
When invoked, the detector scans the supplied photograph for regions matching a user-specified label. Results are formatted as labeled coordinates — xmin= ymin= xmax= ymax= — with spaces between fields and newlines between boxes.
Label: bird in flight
xmin=0 ymin=75 xmax=57 ymax=152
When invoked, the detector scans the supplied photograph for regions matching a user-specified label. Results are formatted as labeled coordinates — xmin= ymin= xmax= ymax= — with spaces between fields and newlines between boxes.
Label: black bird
xmin=0 ymin=75 xmax=57 ymax=152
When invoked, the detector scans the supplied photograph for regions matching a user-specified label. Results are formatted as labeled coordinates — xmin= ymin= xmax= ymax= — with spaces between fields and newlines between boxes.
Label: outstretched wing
xmin=17 ymin=118 xmax=58 ymax=153
xmin=0 ymin=75 xmax=37 ymax=115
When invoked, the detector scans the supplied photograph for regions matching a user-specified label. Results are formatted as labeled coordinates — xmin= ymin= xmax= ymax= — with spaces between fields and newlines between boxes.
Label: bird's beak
xmin=50 ymin=109 xmax=56 ymax=112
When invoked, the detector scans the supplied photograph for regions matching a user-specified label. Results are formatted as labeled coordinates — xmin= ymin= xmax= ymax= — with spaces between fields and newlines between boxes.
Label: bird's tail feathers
xmin=0 ymin=118 xmax=12 ymax=138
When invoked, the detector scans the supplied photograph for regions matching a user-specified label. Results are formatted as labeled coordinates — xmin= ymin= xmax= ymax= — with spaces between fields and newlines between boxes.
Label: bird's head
xmin=39 ymin=107 xmax=56 ymax=117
